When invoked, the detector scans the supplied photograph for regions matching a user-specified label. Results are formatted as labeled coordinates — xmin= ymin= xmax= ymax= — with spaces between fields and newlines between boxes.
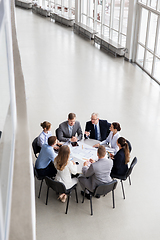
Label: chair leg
xmin=46 ymin=187 xmax=49 ymax=205
xmin=82 ymin=188 xmax=86 ymax=203
xmin=112 ymin=190 xmax=115 ymax=208
xmin=65 ymin=194 xmax=70 ymax=214
xmin=74 ymin=188 xmax=78 ymax=203
xmin=129 ymin=176 xmax=131 ymax=185
xmin=120 ymin=180 xmax=125 ymax=199
xmin=90 ymin=195 xmax=93 ymax=216
xmin=38 ymin=179 xmax=44 ymax=198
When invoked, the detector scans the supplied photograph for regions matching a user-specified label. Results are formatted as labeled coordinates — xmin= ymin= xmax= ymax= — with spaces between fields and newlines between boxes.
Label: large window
xmin=138 ymin=0 xmax=160 ymax=11
xmin=136 ymin=1 xmax=160 ymax=83
xmin=80 ymin=0 xmax=129 ymax=47
xmin=37 ymin=0 xmax=75 ymax=18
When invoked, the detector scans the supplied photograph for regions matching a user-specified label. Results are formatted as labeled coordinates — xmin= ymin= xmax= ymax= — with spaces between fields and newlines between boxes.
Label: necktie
xmin=69 ymin=126 xmax=72 ymax=137
xmin=95 ymin=124 xmax=98 ymax=140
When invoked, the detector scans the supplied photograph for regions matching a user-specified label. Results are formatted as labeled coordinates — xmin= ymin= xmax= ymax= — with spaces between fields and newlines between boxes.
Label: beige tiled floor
xmin=15 ymin=7 xmax=160 ymax=240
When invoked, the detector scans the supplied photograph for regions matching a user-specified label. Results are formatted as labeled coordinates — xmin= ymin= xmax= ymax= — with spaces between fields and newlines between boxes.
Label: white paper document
xmin=70 ymin=142 xmax=98 ymax=161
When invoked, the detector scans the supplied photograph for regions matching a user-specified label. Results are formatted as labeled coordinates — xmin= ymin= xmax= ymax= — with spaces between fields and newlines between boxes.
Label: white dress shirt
xmin=100 ymin=131 xmax=120 ymax=153
xmin=55 ymin=161 xmax=78 ymax=190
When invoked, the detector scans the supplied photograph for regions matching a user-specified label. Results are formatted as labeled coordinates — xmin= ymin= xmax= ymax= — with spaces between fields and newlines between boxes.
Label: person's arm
xmin=49 ymin=148 xmax=57 ymax=162
xmin=68 ymin=161 xmax=78 ymax=175
xmin=57 ymin=124 xmax=70 ymax=142
xmin=37 ymin=133 xmax=44 ymax=147
xmin=113 ymin=152 xmax=123 ymax=170
xmin=76 ymin=122 xmax=83 ymax=141
xmin=111 ymin=133 xmax=120 ymax=153
xmin=82 ymin=163 xmax=95 ymax=178
xmin=100 ymin=131 xmax=111 ymax=145
xmin=106 ymin=121 xmax=111 ymax=138
xmin=84 ymin=122 xmax=90 ymax=139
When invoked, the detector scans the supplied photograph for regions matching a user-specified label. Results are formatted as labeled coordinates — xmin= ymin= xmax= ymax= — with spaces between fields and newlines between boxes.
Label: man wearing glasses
xmin=84 ymin=113 xmax=111 ymax=141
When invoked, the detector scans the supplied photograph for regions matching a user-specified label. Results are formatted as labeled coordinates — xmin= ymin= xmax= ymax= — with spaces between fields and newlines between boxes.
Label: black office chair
xmin=82 ymin=179 xmax=118 ymax=216
xmin=111 ymin=157 xmax=137 ymax=199
xmin=32 ymin=137 xmax=41 ymax=158
xmin=55 ymin=128 xmax=61 ymax=141
xmin=34 ymin=166 xmax=45 ymax=198
xmin=55 ymin=128 xmax=58 ymax=138
xmin=45 ymin=177 xmax=78 ymax=214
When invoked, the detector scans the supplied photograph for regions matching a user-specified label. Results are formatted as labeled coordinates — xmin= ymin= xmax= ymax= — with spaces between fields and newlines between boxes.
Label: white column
xmin=75 ymin=0 xmax=81 ymax=23
xmin=125 ymin=0 xmax=137 ymax=61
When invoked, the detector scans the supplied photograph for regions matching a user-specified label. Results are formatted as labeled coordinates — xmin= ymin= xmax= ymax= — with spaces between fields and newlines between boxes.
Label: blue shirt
xmin=35 ymin=144 xmax=56 ymax=169
xmin=37 ymin=131 xmax=52 ymax=147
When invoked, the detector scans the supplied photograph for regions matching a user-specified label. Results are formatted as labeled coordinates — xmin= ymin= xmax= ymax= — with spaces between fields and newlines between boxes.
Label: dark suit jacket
xmin=57 ymin=120 xmax=83 ymax=142
xmin=111 ymin=148 xmax=128 ymax=176
xmin=84 ymin=119 xmax=111 ymax=141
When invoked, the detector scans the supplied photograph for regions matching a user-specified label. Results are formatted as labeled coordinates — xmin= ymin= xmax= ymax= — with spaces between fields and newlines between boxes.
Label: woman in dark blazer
xmin=110 ymin=137 xmax=130 ymax=176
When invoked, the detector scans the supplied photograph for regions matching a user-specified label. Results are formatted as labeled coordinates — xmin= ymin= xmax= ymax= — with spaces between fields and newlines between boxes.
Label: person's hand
xmin=54 ymin=146 xmax=59 ymax=150
xmin=83 ymin=161 xmax=89 ymax=167
xmin=71 ymin=160 xmax=76 ymax=165
xmin=109 ymin=153 xmax=114 ymax=159
xmin=71 ymin=136 xmax=78 ymax=142
xmin=57 ymin=142 xmax=63 ymax=147
xmin=89 ymin=158 xmax=95 ymax=164
xmin=85 ymin=131 xmax=90 ymax=137
xmin=93 ymin=143 xmax=100 ymax=148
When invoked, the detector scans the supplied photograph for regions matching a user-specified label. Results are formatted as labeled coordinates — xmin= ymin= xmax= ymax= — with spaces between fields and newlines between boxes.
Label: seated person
xmin=37 ymin=121 xmax=52 ymax=147
xmin=54 ymin=145 xmax=78 ymax=202
xmin=93 ymin=122 xmax=121 ymax=154
xmin=57 ymin=113 xmax=83 ymax=142
xmin=110 ymin=137 xmax=130 ymax=176
xmin=78 ymin=145 xmax=113 ymax=199
xmin=84 ymin=113 xmax=111 ymax=141
xmin=35 ymin=136 xmax=57 ymax=178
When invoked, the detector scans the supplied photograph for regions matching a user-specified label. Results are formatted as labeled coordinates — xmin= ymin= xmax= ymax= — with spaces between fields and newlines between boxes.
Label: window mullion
xmin=110 ymin=0 xmax=114 ymax=39
xmin=101 ymin=0 xmax=105 ymax=35
xmin=151 ymin=15 xmax=160 ymax=76
xmin=118 ymin=0 xmax=124 ymax=44
xmin=143 ymin=11 xmax=151 ymax=69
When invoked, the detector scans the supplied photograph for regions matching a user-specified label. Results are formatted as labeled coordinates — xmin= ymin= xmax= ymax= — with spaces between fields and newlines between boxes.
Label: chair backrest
xmin=34 ymin=165 xmax=44 ymax=180
xmin=94 ymin=179 xmax=118 ymax=196
xmin=126 ymin=139 xmax=132 ymax=152
xmin=32 ymin=137 xmax=41 ymax=158
xmin=125 ymin=157 xmax=137 ymax=178
xmin=45 ymin=176 xmax=67 ymax=194
xmin=55 ymin=128 xmax=61 ymax=140
xmin=55 ymin=128 xmax=58 ymax=138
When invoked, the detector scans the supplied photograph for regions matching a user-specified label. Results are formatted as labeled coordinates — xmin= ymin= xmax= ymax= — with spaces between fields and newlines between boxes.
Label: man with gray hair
xmin=84 ymin=113 xmax=111 ymax=141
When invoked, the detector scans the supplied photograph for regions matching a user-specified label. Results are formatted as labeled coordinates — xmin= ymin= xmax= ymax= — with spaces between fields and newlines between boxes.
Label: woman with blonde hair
xmin=37 ymin=121 xmax=52 ymax=147
xmin=110 ymin=137 xmax=130 ymax=176
xmin=54 ymin=145 xmax=78 ymax=202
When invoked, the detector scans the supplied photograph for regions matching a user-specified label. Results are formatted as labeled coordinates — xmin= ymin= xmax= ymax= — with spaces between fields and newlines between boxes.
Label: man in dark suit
xmin=84 ymin=113 xmax=111 ymax=141
xmin=57 ymin=113 xmax=83 ymax=142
